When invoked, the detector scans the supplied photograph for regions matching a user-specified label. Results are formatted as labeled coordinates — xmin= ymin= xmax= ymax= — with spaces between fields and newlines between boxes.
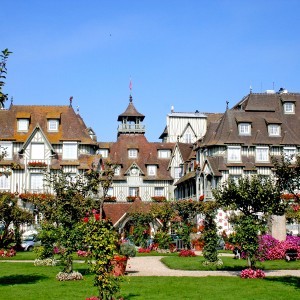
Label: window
xmin=268 ymin=124 xmax=281 ymax=136
xmin=148 ymin=165 xmax=157 ymax=176
xmin=63 ymin=142 xmax=78 ymax=159
xmin=0 ymin=174 xmax=10 ymax=189
xmin=31 ymin=143 xmax=45 ymax=159
xmin=99 ymin=149 xmax=108 ymax=158
xmin=48 ymin=119 xmax=59 ymax=131
xmin=154 ymin=187 xmax=164 ymax=196
xmin=30 ymin=174 xmax=44 ymax=192
xmin=284 ymin=102 xmax=295 ymax=114
xmin=238 ymin=123 xmax=251 ymax=135
xmin=158 ymin=150 xmax=171 ymax=158
xmin=18 ymin=119 xmax=29 ymax=131
xmin=184 ymin=133 xmax=192 ymax=143
xmin=229 ymin=175 xmax=241 ymax=185
xmin=0 ymin=142 xmax=13 ymax=160
xmin=128 ymin=149 xmax=137 ymax=158
xmin=174 ymin=167 xmax=183 ymax=179
xmin=256 ymin=147 xmax=269 ymax=162
xmin=114 ymin=166 xmax=120 ymax=176
xmin=107 ymin=187 xmax=113 ymax=197
xmin=283 ymin=147 xmax=296 ymax=161
xmin=129 ymin=187 xmax=139 ymax=197
xmin=227 ymin=146 xmax=241 ymax=162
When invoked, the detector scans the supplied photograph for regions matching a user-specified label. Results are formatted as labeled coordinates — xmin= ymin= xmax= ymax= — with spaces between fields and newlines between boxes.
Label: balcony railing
xmin=118 ymin=124 xmax=145 ymax=134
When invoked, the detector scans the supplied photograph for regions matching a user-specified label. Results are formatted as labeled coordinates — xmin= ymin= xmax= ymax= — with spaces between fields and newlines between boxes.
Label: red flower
xmin=94 ymin=214 xmax=100 ymax=221
xmin=83 ymin=217 xmax=89 ymax=223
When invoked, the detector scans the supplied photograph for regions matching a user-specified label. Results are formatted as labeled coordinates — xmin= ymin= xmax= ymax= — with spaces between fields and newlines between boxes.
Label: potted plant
xmin=151 ymin=196 xmax=167 ymax=202
xmin=126 ymin=196 xmax=137 ymax=202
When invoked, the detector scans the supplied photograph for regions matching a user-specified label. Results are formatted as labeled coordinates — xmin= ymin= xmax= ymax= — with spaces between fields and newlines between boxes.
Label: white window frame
xmin=174 ymin=167 xmax=183 ymax=179
xmin=62 ymin=142 xmax=78 ymax=160
xmin=154 ymin=187 xmax=164 ymax=196
xmin=107 ymin=187 xmax=113 ymax=196
xmin=227 ymin=146 xmax=241 ymax=162
xmin=114 ymin=166 xmax=120 ymax=176
xmin=128 ymin=149 xmax=138 ymax=158
xmin=99 ymin=149 xmax=108 ymax=158
xmin=184 ymin=133 xmax=192 ymax=143
xmin=30 ymin=173 xmax=44 ymax=192
xmin=284 ymin=102 xmax=295 ymax=114
xmin=256 ymin=146 xmax=269 ymax=162
xmin=147 ymin=165 xmax=157 ymax=176
xmin=238 ymin=123 xmax=251 ymax=135
xmin=0 ymin=142 xmax=13 ymax=160
xmin=31 ymin=143 xmax=45 ymax=159
xmin=268 ymin=124 xmax=281 ymax=136
xmin=17 ymin=119 xmax=29 ymax=132
xmin=283 ymin=147 xmax=296 ymax=162
xmin=0 ymin=174 xmax=10 ymax=190
xmin=48 ymin=119 xmax=59 ymax=131
xmin=158 ymin=150 xmax=171 ymax=158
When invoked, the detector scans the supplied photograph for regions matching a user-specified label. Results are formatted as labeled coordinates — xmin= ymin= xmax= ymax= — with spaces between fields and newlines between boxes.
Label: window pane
xmin=129 ymin=187 xmax=139 ymax=197
xmin=239 ymin=123 xmax=250 ymax=135
xmin=284 ymin=103 xmax=294 ymax=113
xmin=31 ymin=144 xmax=45 ymax=159
xmin=154 ymin=187 xmax=164 ymax=196
xmin=174 ymin=167 xmax=182 ymax=179
xmin=268 ymin=124 xmax=280 ymax=136
xmin=63 ymin=142 xmax=78 ymax=159
xmin=256 ymin=147 xmax=269 ymax=162
xmin=48 ymin=120 xmax=58 ymax=131
xmin=0 ymin=142 xmax=13 ymax=159
xmin=228 ymin=147 xmax=241 ymax=161
xmin=0 ymin=175 xmax=10 ymax=189
xmin=18 ymin=119 xmax=29 ymax=131
xmin=30 ymin=174 xmax=44 ymax=191
xmin=128 ymin=149 xmax=137 ymax=158
xmin=148 ymin=165 xmax=156 ymax=176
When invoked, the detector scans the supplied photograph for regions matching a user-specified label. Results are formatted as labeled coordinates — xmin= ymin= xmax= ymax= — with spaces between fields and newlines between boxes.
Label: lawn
xmin=0 ymin=262 xmax=299 ymax=300
xmin=161 ymin=256 xmax=300 ymax=271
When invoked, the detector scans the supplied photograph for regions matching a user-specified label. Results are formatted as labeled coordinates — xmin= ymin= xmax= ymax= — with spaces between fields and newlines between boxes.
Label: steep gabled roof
xmin=0 ymin=105 xmax=97 ymax=145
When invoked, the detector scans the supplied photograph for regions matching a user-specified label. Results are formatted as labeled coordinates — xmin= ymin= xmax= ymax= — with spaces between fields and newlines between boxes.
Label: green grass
xmin=161 ymin=256 xmax=300 ymax=271
xmin=0 ymin=262 xmax=299 ymax=300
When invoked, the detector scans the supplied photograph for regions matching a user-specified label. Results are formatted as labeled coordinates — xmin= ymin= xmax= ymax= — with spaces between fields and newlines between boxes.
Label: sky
xmin=2 ymin=0 xmax=300 ymax=142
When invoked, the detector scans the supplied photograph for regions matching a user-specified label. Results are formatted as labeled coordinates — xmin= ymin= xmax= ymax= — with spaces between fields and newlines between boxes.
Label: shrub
xmin=120 ymin=241 xmax=136 ymax=257
xmin=34 ymin=258 xmax=58 ymax=266
xmin=77 ymin=250 xmax=91 ymax=257
xmin=0 ymin=248 xmax=16 ymax=257
xmin=56 ymin=271 xmax=83 ymax=281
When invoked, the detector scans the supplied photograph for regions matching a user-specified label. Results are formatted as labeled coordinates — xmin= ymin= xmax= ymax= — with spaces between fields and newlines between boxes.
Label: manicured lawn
xmin=0 ymin=262 xmax=299 ymax=300
xmin=161 ymin=256 xmax=300 ymax=271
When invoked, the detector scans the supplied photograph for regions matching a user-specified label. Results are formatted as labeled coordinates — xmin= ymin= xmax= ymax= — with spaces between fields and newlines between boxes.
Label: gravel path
xmin=126 ymin=256 xmax=300 ymax=277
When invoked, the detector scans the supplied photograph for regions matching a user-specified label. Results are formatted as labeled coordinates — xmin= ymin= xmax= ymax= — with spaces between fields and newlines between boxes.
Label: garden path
xmin=126 ymin=256 xmax=300 ymax=277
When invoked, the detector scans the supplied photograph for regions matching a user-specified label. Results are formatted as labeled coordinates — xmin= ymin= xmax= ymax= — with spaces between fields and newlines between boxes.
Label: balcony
xmin=118 ymin=124 xmax=145 ymax=134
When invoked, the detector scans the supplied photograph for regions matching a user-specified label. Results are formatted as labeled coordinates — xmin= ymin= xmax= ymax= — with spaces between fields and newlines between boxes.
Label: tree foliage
xmin=0 ymin=192 xmax=33 ymax=249
xmin=0 ymin=48 xmax=12 ymax=108
xmin=213 ymin=175 xmax=287 ymax=268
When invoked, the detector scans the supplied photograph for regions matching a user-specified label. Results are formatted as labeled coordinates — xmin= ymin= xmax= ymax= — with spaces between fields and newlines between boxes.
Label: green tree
xmin=0 ymin=48 xmax=12 ymax=108
xmin=0 ymin=192 xmax=33 ymax=249
xmin=213 ymin=175 xmax=287 ymax=268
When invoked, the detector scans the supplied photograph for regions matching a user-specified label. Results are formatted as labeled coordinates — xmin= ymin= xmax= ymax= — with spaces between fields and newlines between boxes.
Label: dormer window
xmin=284 ymin=102 xmax=295 ymax=114
xmin=238 ymin=123 xmax=251 ymax=136
xmin=158 ymin=149 xmax=171 ymax=158
xmin=114 ymin=165 xmax=121 ymax=176
xmin=147 ymin=165 xmax=157 ymax=176
xmin=268 ymin=124 xmax=281 ymax=136
xmin=17 ymin=119 xmax=29 ymax=132
xmin=48 ymin=119 xmax=59 ymax=132
xmin=128 ymin=149 xmax=138 ymax=158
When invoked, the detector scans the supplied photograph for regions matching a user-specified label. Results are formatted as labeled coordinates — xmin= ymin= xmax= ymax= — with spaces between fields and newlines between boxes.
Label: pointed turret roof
xmin=117 ymin=95 xmax=145 ymax=122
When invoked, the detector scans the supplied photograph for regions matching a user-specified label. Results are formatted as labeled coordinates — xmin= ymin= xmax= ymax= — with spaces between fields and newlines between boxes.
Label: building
xmin=175 ymin=89 xmax=300 ymax=235
xmin=0 ymin=101 xmax=101 ymax=228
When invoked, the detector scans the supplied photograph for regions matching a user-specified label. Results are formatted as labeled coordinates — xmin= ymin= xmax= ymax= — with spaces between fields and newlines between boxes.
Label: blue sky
xmin=2 ymin=0 xmax=300 ymax=141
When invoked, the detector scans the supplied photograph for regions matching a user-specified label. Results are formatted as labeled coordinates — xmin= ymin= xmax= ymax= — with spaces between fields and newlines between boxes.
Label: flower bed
xmin=151 ymin=196 xmax=167 ymax=202
xmin=138 ymin=248 xmax=151 ymax=253
xmin=240 ymin=268 xmax=265 ymax=279
xmin=179 ymin=249 xmax=196 ymax=257
xmin=0 ymin=248 xmax=16 ymax=257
